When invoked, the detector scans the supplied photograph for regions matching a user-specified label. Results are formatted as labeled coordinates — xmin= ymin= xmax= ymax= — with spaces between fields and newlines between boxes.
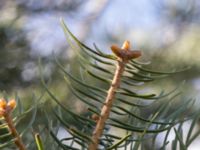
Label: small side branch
xmin=4 ymin=113 xmax=26 ymax=150
xmin=0 ymin=99 xmax=26 ymax=150
xmin=89 ymin=41 xmax=141 ymax=150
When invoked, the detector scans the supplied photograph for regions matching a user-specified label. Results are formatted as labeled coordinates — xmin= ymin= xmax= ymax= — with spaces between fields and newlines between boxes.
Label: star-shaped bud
xmin=111 ymin=40 xmax=141 ymax=61
xmin=0 ymin=98 xmax=16 ymax=117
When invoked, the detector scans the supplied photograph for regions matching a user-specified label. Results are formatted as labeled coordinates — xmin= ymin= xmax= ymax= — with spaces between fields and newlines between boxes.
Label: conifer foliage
xmin=0 ymin=19 xmax=200 ymax=150
xmin=44 ymin=19 xmax=200 ymax=150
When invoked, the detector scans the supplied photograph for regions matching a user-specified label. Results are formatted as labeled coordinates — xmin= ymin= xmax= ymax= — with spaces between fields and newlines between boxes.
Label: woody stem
xmin=89 ymin=59 xmax=126 ymax=150
xmin=4 ymin=113 xmax=26 ymax=150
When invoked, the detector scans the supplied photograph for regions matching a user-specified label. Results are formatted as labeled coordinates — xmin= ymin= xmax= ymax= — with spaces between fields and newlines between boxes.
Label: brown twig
xmin=4 ymin=113 xmax=26 ymax=150
xmin=89 ymin=41 xmax=141 ymax=150
xmin=89 ymin=59 xmax=126 ymax=150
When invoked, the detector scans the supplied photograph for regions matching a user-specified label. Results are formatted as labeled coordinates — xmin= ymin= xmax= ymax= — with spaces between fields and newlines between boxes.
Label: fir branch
xmin=89 ymin=41 xmax=141 ymax=150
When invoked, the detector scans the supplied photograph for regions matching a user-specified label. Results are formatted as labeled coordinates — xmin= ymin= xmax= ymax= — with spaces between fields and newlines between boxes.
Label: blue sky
xmin=24 ymin=0 xmax=160 ymax=56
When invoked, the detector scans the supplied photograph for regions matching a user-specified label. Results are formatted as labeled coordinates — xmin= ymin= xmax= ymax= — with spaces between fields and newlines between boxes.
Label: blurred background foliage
xmin=0 ymin=0 xmax=200 ymax=149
